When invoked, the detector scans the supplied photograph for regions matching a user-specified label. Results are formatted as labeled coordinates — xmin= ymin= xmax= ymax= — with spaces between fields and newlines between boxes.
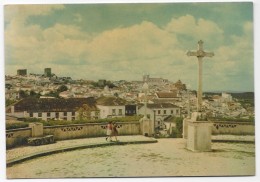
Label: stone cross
xmin=187 ymin=40 xmax=214 ymax=112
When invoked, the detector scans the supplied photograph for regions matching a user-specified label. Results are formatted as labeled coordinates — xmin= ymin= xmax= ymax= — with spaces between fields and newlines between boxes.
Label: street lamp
xmin=142 ymin=82 xmax=149 ymax=119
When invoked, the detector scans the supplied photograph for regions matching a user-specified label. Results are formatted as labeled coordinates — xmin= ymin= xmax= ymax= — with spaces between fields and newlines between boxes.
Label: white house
xmin=138 ymin=103 xmax=181 ymax=130
xmin=96 ymin=96 xmax=126 ymax=119
xmin=8 ymin=97 xmax=99 ymax=121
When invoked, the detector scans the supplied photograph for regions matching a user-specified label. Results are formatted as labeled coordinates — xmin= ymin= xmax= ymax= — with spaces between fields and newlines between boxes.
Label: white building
xmin=96 ymin=96 xmax=126 ymax=119
xmin=8 ymin=97 xmax=99 ymax=121
xmin=138 ymin=103 xmax=181 ymax=130
xmin=222 ymin=92 xmax=233 ymax=102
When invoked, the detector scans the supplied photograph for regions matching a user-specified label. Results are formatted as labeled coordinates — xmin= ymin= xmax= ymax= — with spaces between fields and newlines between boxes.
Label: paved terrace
xmin=6 ymin=135 xmax=157 ymax=166
xmin=6 ymin=135 xmax=256 ymax=178
xmin=6 ymin=134 xmax=254 ymax=167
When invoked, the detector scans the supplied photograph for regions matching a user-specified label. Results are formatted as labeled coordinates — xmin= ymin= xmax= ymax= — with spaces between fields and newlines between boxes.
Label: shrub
xmin=6 ymin=122 xmax=29 ymax=130
xmin=169 ymin=117 xmax=183 ymax=138
xmin=6 ymin=115 xmax=142 ymax=130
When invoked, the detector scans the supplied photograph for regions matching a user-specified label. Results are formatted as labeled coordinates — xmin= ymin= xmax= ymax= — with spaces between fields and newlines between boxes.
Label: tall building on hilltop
xmin=142 ymin=74 xmax=168 ymax=85
xmin=44 ymin=68 xmax=51 ymax=77
xmin=17 ymin=69 xmax=27 ymax=76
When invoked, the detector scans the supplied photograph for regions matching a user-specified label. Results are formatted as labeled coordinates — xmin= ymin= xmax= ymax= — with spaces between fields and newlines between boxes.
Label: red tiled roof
xmin=96 ymin=96 xmax=126 ymax=106
xmin=156 ymin=92 xmax=178 ymax=98
xmin=147 ymin=103 xmax=179 ymax=109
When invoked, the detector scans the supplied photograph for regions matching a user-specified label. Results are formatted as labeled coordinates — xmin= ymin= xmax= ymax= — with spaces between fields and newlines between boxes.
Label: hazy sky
xmin=4 ymin=2 xmax=254 ymax=91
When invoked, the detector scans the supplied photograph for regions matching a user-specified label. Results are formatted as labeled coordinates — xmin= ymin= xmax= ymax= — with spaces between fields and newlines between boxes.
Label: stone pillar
xmin=186 ymin=121 xmax=212 ymax=152
xmin=140 ymin=118 xmax=154 ymax=137
xmin=29 ymin=122 xmax=43 ymax=137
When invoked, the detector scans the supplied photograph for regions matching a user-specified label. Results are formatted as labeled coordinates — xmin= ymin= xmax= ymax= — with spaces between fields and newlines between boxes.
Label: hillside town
xmin=5 ymin=68 xmax=254 ymax=132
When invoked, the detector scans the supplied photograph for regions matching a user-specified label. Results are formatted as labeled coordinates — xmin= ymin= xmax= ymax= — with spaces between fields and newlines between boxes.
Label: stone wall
xmin=6 ymin=122 xmax=141 ymax=148
xmin=43 ymin=122 xmax=140 ymax=140
xmin=6 ymin=128 xmax=32 ymax=148
xmin=183 ymin=119 xmax=254 ymax=139
xmin=212 ymin=121 xmax=254 ymax=135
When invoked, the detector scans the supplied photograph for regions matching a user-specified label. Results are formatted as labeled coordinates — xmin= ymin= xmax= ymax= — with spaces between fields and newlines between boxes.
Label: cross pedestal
xmin=186 ymin=120 xmax=212 ymax=152
xmin=183 ymin=112 xmax=212 ymax=152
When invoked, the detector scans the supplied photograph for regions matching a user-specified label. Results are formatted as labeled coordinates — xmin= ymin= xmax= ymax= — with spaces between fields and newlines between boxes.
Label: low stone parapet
xmin=27 ymin=135 xmax=55 ymax=146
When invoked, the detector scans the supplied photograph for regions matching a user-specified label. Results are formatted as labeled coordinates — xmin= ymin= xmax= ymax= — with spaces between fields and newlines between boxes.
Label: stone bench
xmin=27 ymin=135 xmax=55 ymax=146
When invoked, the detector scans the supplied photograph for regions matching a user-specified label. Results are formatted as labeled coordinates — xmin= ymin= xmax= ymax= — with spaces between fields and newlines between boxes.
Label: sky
xmin=4 ymin=2 xmax=254 ymax=92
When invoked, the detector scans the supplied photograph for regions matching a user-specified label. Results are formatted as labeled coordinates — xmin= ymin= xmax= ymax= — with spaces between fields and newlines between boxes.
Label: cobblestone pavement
xmin=6 ymin=138 xmax=255 ymax=178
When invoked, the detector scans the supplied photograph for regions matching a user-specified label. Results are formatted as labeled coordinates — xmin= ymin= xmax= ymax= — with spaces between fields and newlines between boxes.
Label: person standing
xmin=105 ymin=121 xmax=112 ymax=141
xmin=111 ymin=122 xmax=119 ymax=142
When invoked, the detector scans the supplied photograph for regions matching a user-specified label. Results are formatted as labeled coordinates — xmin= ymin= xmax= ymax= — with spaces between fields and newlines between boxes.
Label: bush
xmin=6 ymin=122 xmax=29 ymax=130
xmin=169 ymin=117 xmax=183 ymax=138
xmin=209 ymin=117 xmax=254 ymax=123
xmin=6 ymin=115 xmax=142 ymax=130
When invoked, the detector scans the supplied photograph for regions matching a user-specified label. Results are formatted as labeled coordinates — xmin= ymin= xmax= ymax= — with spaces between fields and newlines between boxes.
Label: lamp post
xmin=142 ymin=82 xmax=149 ymax=119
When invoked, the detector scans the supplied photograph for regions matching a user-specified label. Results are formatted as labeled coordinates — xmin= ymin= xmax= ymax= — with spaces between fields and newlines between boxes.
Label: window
xmin=158 ymin=121 xmax=160 ymax=125
xmin=125 ymin=110 xmax=128 ymax=114
xmin=158 ymin=110 xmax=161 ymax=114
xmin=133 ymin=110 xmax=136 ymax=114
xmin=171 ymin=110 xmax=173 ymax=114
xmin=72 ymin=112 xmax=75 ymax=116
xmin=47 ymin=112 xmax=50 ymax=117
xmin=29 ymin=113 xmax=33 ymax=117
xmin=119 ymin=109 xmax=122 ymax=115
xmin=112 ymin=109 xmax=116 ymax=115
xmin=55 ymin=112 xmax=59 ymax=118
xmin=164 ymin=110 xmax=166 ymax=114
xmin=38 ymin=113 xmax=42 ymax=118
xmin=64 ymin=112 xmax=67 ymax=116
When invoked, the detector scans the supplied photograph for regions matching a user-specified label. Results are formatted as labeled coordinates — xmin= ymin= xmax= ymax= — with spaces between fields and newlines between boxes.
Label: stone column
xmin=29 ymin=122 xmax=43 ymax=137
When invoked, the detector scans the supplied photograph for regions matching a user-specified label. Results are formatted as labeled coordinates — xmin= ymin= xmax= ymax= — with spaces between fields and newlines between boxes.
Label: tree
xmin=57 ymin=85 xmax=68 ymax=93
xmin=19 ymin=90 xmax=29 ymax=98
xmin=77 ymin=104 xmax=100 ymax=121
xmin=30 ymin=90 xmax=41 ymax=98
xmin=170 ymin=117 xmax=183 ymax=138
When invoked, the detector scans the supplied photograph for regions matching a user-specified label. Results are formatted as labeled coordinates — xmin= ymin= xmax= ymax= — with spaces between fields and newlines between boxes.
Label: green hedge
xmin=208 ymin=117 xmax=255 ymax=123
xmin=6 ymin=123 xmax=29 ymax=130
xmin=6 ymin=115 xmax=142 ymax=130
